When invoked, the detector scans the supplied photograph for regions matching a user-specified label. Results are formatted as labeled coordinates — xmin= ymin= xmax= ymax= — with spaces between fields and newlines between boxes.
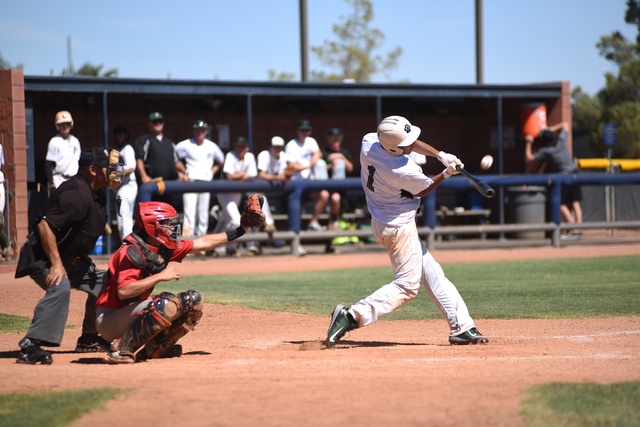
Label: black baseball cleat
xmin=17 ymin=340 xmax=53 ymax=365
xmin=74 ymin=334 xmax=111 ymax=353
xmin=326 ymin=304 xmax=358 ymax=348
xmin=449 ymin=327 xmax=489 ymax=345
xmin=137 ymin=344 xmax=183 ymax=362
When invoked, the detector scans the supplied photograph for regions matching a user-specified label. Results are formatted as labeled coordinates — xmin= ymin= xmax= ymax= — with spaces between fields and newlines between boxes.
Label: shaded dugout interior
xmin=23 ymin=76 xmax=570 ymax=232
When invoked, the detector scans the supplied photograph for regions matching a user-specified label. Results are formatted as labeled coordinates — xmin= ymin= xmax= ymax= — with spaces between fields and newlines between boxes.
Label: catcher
xmin=96 ymin=196 xmax=265 ymax=364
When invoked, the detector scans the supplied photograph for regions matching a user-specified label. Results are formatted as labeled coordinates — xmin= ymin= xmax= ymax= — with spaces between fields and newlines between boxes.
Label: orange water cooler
xmin=520 ymin=103 xmax=547 ymax=138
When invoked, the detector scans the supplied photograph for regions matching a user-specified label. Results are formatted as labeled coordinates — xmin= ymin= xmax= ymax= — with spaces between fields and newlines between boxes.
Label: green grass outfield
xmin=155 ymin=255 xmax=640 ymax=320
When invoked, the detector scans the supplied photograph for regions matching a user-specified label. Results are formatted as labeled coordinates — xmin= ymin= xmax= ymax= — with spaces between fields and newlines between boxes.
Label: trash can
xmin=506 ymin=185 xmax=547 ymax=239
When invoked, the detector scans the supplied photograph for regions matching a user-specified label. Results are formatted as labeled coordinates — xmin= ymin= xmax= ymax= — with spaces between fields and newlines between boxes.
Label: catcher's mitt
xmin=241 ymin=193 xmax=265 ymax=228
xmin=283 ymin=165 xmax=297 ymax=179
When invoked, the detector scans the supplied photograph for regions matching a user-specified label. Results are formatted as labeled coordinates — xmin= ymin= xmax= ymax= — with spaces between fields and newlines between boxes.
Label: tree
xmin=310 ymin=0 xmax=402 ymax=82
xmin=62 ymin=62 xmax=118 ymax=77
xmin=572 ymin=1 xmax=640 ymax=158
xmin=0 ymin=51 xmax=24 ymax=70
xmin=267 ymin=0 xmax=403 ymax=82
xmin=267 ymin=70 xmax=296 ymax=82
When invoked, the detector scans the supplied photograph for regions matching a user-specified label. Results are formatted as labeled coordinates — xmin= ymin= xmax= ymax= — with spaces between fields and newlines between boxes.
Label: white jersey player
xmin=326 ymin=116 xmax=489 ymax=348
xmin=45 ymin=111 xmax=81 ymax=189
xmin=214 ymin=137 xmax=258 ymax=256
xmin=256 ymin=136 xmax=289 ymax=233
xmin=175 ymin=120 xmax=225 ymax=237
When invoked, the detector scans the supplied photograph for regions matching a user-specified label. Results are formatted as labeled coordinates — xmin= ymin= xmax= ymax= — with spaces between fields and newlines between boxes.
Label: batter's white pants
xmin=183 ymin=189 xmax=211 ymax=237
xmin=117 ymin=182 xmax=137 ymax=240
xmin=349 ymin=217 xmax=475 ymax=336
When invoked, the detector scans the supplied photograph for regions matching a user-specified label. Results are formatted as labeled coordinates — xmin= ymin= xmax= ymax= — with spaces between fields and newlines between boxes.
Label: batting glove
xmin=437 ymin=151 xmax=458 ymax=167
xmin=443 ymin=163 xmax=457 ymax=178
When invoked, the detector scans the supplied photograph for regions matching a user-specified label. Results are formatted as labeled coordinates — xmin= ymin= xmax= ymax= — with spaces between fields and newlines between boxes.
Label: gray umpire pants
xmin=24 ymin=260 xmax=106 ymax=347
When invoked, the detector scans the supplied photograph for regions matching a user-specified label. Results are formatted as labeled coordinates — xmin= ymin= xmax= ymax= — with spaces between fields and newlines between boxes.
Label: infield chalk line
xmin=222 ymin=354 xmax=639 ymax=366
xmin=501 ymin=330 xmax=640 ymax=341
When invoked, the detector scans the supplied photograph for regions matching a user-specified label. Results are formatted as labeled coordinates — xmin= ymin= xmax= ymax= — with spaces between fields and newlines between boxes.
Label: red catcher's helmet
xmin=134 ymin=202 xmax=181 ymax=249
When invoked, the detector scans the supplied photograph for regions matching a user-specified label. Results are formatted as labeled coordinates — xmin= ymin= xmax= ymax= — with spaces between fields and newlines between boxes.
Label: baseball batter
xmin=326 ymin=116 xmax=489 ymax=348
xmin=45 ymin=111 xmax=81 ymax=190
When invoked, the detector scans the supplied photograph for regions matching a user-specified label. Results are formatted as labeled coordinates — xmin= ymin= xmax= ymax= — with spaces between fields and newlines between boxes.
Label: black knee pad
xmin=177 ymin=290 xmax=203 ymax=313
xmin=148 ymin=294 xmax=182 ymax=324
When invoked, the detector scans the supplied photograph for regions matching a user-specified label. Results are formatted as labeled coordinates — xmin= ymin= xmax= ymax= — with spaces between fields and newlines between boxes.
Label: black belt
xmin=60 ymin=253 xmax=90 ymax=265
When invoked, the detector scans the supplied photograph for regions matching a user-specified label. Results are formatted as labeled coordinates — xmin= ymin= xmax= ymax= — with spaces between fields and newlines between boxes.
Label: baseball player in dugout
xmin=326 ymin=116 xmax=489 ymax=348
xmin=45 ymin=111 xmax=81 ymax=191
xmin=96 ymin=196 xmax=265 ymax=364
xmin=15 ymin=146 xmax=127 ymax=364
xmin=134 ymin=112 xmax=188 ymax=202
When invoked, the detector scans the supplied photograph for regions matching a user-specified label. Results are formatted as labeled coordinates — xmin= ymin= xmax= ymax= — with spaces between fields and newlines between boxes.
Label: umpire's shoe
xmin=448 ymin=327 xmax=489 ymax=345
xmin=74 ymin=334 xmax=110 ymax=353
xmin=326 ymin=304 xmax=358 ymax=348
xmin=17 ymin=337 xmax=53 ymax=365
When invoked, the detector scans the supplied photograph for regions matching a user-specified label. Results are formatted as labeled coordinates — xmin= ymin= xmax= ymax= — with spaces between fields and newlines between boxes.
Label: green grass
xmin=156 ymin=255 xmax=640 ymax=320
xmin=0 ymin=313 xmax=34 ymax=334
xmin=0 ymin=313 xmax=78 ymax=334
xmin=521 ymin=382 xmax=640 ymax=426
xmin=0 ymin=388 xmax=122 ymax=427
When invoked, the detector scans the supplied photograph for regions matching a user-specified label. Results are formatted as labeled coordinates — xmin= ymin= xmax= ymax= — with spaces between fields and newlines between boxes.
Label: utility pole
xmin=67 ymin=36 xmax=74 ymax=75
xmin=299 ymin=0 xmax=309 ymax=82
xmin=475 ymin=0 xmax=484 ymax=84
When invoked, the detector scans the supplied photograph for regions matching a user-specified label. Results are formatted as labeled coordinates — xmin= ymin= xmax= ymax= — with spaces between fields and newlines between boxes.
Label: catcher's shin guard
xmin=141 ymin=291 xmax=203 ymax=360
xmin=113 ymin=293 xmax=183 ymax=358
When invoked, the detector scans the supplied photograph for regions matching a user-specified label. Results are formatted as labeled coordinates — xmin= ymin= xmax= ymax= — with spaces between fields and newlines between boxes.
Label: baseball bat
xmin=456 ymin=165 xmax=495 ymax=198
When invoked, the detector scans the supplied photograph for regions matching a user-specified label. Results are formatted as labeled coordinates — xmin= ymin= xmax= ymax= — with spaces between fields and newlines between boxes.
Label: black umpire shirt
xmin=134 ymin=133 xmax=179 ymax=183
xmin=15 ymin=175 xmax=106 ymax=278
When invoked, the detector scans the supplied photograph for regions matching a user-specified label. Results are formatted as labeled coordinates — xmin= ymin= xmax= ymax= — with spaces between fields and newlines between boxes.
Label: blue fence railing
xmin=136 ymin=172 xmax=640 ymax=232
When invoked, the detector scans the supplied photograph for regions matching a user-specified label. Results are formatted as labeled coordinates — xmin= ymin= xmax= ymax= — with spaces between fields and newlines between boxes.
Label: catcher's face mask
xmin=107 ymin=149 xmax=127 ymax=190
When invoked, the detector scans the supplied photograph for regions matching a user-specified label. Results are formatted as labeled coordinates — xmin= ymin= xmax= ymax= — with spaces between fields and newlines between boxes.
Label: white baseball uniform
xmin=46 ymin=134 xmax=81 ymax=188
xmin=214 ymin=150 xmax=258 ymax=252
xmin=349 ymin=132 xmax=476 ymax=336
xmin=284 ymin=136 xmax=320 ymax=180
xmin=116 ymin=143 xmax=137 ymax=239
xmin=256 ymin=149 xmax=289 ymax=227
xmin=175 ymin=138 xmax=224 ymax=236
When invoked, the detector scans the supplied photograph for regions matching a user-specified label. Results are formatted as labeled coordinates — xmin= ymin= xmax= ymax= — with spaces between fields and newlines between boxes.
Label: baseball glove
xmin=284 ymin=165 xmax=297 ymax=179
xmin=241 ymin=193 xmax=265 ymax=228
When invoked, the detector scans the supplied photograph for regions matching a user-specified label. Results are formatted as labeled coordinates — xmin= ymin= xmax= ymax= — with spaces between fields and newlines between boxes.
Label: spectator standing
xmin=0 ymin=142 xmax=12 ymax=259
xmin=134 ymin=112 xmax=188 ymax=202
xmin=256 ymin=136 xmax=290 ymax=233
xmin=175 ymin=120 xmax=224 ymax=237
xmin=113 ymin=126 xmax=137 ymax=240
xmin=284 ymin=120 xmax=331 ymax=231
xmin=14 ymin=147 xmax=126 ymax=364
xmin=524 ymin=122 xmax=583 ymax=239
xmin=45 ymin=111 xmax=81 ymax=190
xmin=216 ymin=137 xmax=258 ymax=256
xmin=321 ymin=128 xmax=354 ymax=230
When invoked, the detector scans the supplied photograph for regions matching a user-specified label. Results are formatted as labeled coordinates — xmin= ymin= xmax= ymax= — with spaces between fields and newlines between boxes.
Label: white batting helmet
xmin=55 ymin=111 xmax=74 ymax=127
xmin=377 ymin=116 xmax=421 ymax=155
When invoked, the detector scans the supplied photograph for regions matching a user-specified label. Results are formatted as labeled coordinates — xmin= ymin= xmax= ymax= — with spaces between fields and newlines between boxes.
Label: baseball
xmin=480 ymin=155 xmax=493 ymax=171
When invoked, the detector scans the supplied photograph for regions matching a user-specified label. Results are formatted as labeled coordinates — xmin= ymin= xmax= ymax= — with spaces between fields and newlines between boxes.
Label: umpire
xmin=15 ymin=147 xmax=120 ymax=364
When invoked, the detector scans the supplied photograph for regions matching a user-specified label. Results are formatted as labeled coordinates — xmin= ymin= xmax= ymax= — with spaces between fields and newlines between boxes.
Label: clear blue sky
xmin=1 ymin=0 xmax=636 ymax=96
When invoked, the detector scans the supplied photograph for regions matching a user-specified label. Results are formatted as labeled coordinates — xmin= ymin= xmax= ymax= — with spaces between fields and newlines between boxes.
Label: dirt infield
xmin=1 ymin=244 xmax=639 ymax=427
